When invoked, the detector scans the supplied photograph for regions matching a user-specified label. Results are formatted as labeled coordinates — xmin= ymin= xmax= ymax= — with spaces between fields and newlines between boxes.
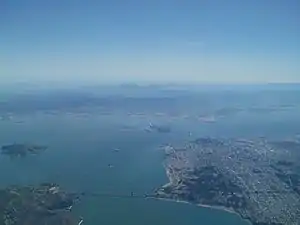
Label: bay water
xmin=0 ymin=106 xmax=299 ymax=225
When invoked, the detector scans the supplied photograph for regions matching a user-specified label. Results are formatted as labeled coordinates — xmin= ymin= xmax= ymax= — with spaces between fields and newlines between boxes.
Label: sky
xmin=1 ymin=0 xmax=299 ymax=85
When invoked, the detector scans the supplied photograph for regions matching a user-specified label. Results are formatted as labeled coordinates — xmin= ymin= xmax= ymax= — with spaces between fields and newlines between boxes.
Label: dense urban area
xmin=155 ymin=137 xmax=300 ymax=225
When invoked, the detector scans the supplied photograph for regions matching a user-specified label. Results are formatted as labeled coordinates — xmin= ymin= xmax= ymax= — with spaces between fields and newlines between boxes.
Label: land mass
xmin=145 ymin=123 xmax=171 ymax=133
xmin=1 ymin=143 xmax=47 ymax=158
xmin=0 ymin=183 xmax=80 ymax=225
xmin=155 ymin=137 xmax=300 ymax=225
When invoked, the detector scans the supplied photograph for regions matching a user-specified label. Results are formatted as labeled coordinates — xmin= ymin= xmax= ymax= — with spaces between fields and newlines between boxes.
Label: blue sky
xmin=1 ymin=0 xmax=299 ymax=84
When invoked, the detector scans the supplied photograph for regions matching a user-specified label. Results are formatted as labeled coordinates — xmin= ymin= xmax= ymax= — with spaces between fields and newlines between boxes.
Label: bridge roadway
xmin=74 ymin=189 xmax=296 ymax=201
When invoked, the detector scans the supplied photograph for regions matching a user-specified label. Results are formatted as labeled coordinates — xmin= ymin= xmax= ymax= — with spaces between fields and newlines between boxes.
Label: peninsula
xmin=155 ymin=137 xmax=300 ymax=225
xmin=0 ymin=183 xmax=81 ymax=225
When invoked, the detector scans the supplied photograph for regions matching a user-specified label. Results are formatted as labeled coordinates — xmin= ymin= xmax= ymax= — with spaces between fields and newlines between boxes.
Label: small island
xmin=155 ymin=137 xmax=300 ymax=225
xmin=145 ymin=123 xmax=171 ymax=133
xmin=1 ymin=143 xmax=47 ymax=158
xmin=0 ymin=183 xmax=81 ymax=225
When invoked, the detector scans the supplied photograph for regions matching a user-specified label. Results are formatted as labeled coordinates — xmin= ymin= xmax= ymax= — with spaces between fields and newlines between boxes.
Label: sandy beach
xmin=157 ymin=164 xmax=252 ymax=225
xmin=151 ymin=197 xmax=252 ymax=225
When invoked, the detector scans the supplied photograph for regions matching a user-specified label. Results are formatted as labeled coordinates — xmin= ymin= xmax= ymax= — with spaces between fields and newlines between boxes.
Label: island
xmin=145 ymin=123 xmax=171 ymax=133
xmin=154 ymin=137 xmax=300 ymax=225
xmin=0 ymin=183 xmax=81 ymax=225
xmin=1 ymin=143 xmax=47 ymax=158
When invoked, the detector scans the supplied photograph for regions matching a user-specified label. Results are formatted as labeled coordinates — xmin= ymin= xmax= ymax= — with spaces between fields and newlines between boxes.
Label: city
xmin=155 ymin=137 xmax=300 ymax=225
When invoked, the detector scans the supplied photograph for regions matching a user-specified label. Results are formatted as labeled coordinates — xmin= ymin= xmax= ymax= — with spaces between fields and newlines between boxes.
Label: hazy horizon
xmin=1 ymin=0 xmax=299 ymax=84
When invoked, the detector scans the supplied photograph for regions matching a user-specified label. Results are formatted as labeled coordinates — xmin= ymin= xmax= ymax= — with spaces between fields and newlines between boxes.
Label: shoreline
xmin=150 ymin=196 xmax=252 ymax=225
xmin=159 ymin=162 xmax=252 ymax=225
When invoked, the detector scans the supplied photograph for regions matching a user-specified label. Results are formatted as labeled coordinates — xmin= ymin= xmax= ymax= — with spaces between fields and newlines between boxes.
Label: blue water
xmin=1 ymin=88 xmax=299 ymax=225
xmin=0 ymin=112 xmax=255 ymax=225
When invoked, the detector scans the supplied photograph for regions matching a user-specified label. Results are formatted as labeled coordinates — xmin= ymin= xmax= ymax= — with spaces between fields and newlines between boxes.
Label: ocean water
xmin=1 ymin=88 xmax=300 ymax=225
xmin=0 ymin=113 xmax=253 ymax=225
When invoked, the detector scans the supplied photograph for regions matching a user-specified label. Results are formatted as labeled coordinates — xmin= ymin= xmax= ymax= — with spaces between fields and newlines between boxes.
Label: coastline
xmin=150 ymin=196 xmax=252 ymax=225
xmin=158 ymin=162 xmax=252 ymax=225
